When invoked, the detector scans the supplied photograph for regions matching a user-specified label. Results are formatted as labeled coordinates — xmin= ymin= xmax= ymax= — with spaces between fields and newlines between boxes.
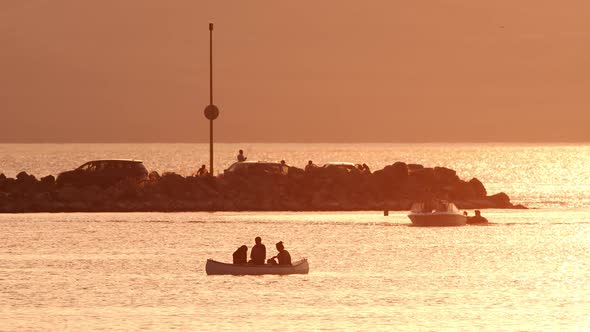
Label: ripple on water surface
xmin=1 ymin=209 xmax=589 ymax=330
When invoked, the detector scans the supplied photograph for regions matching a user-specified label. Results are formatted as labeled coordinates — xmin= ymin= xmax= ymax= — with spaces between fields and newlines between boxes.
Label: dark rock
xmin=0 ymin=163 xmax=525 ymax=212
xmin=159 ymin=172 xmax=189 ymax=197
xmin=469 ymin=178 xmax=487 ymax=198
xmin=407 ymin=164 xmax=424 ymax=174
xmin=16 ymin=171 xmax=37 ymax=187
xmin=434 ymin=166 xmax=458 ymax=183
xmin=55 ymin=186 xmax=81 ymax=202
xmin=39 ymin=175 xmax=56 ymax=191
xmin=40 ymin=175 xmax=55 ymax=185
xmin=10 ymin=172 xmax=38 ymax=193
xmin=488 ymin=192 xmax=511 ymax=207
xmin=16 ymin=171 xmax=32 ymax=182
xmin=383 ymin=161 xmax=409 ymax=180
xmin=0 ymin=174 xmax=6 ymax=191
xmin=148 ymin=171 xmax=160 ymax=182
xmin=441 ymin=180 xmax=471 ymax=200
xmin=287 ymin=166 xmax=305 ymax=178
xmin=410 ymin=167 xmax=435 ymax=184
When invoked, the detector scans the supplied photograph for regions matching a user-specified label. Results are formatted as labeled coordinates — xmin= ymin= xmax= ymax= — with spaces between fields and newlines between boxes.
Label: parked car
xmin=321 ymin=162 xmax=359 ymax=173
xmin=56 ymin=159 xmax=149 ymax=187
xmin=223 ymin=161 xmax=288 ymax=177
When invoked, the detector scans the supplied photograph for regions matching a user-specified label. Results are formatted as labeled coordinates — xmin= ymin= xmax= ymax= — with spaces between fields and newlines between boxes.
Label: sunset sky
xmin=2 ymin=1 xmax=590 ymax=142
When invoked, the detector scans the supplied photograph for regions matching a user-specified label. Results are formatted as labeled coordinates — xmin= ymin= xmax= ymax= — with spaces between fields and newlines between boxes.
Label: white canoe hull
xmin=206 ymin=259 xmax=309 ymax=275
xmin=408 ymin=213 xmax=467 ymax=227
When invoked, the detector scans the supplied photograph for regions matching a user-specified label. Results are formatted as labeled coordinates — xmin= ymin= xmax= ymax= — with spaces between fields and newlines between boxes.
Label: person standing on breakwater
xmin=305 ymin=160 xmax=317 ymax=172
xmin=196 ymin=164 xmax=209 ymax=177
xmin=249 ymin=236 xmax=266 ymax=265
xmin=233 ymin=245 xmax=248 ymax=264
xmin=237 ymin=149 xmax=247 ymax=162
xmin=268 ymin=241 xmax=292 ymax=266
xmin=280 ymin=160 xmax=289 ymax=174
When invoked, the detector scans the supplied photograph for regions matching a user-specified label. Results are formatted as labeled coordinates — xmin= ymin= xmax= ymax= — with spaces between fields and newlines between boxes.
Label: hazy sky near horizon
xmin=2 ymin=1 xmax=590 ymax=142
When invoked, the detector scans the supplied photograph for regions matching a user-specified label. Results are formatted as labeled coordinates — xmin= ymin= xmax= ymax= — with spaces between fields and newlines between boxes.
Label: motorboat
xmin=407 ymin=201 xmax=467 ymax=226
xmin=205 ymin=258 xmax=309 ymax=275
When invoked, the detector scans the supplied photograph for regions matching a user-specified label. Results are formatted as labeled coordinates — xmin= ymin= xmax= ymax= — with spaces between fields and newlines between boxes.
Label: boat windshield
xmin=411 ymin=201 xmax=459 ymax=213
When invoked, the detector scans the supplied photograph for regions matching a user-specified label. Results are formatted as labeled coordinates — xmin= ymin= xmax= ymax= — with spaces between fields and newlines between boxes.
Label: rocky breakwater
xmin=0 ymin=162 xmax=526 ymax=213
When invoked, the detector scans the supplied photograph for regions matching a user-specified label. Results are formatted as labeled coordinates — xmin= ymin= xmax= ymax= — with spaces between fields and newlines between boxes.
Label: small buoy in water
xmin=384 ymin=210 xmax=389 ymax=216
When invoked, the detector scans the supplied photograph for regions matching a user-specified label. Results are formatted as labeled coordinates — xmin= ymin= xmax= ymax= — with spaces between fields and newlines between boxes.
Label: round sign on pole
xmin=204 ymin=104 xmax=219 ymax=120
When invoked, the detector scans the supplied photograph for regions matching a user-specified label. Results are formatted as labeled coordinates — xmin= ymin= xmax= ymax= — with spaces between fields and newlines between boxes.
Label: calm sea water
xmin=1 ymin=144 xmax=589 ymax=331
xmin=1 ymin=143 xmax=590 ymax=208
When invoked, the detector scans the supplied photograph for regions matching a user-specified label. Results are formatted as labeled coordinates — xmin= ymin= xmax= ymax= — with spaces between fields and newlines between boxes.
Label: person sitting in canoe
xmin=233 ymin=245 xmax=248 ymax=264
xmin=249 ymin=236 xmax=266 ymax=265
xmin=268 ymin=241 xmax=292 ymax=266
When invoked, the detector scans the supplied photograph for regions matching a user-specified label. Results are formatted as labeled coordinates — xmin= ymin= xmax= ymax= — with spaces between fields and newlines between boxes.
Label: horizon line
xmin=1 ymin=141 xmax=590 ymax=145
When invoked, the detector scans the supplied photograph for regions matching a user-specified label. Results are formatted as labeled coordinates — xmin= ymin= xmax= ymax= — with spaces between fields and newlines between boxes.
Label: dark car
xmin=56 ymin=159 xmax=149 ymax=187
xmin=223 ymin=161 xmax=288 ymax=177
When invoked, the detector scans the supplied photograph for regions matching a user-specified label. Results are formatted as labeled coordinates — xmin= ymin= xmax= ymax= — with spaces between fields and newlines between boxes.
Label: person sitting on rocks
xmin=467 ymin=210 xmax=488 ymax=224
xmin=305 ymin=160 xmax=318 ymax=172
xmin=196 ymin=164 xmax=209 ymax=177
xmin=249 ymin=236 xmax=266 ymax=265
xmin=268 ymin=241 xmax=292 ymax=266
xmin=237 ymin=149 xmax=247 ymax=162
xmin=233 ymin=245 xmax=248 ymax=264
xmin=279 ymin=160 xmax=289 ymax=174
xmin=362 ymin=163 xmax=371 ymax=174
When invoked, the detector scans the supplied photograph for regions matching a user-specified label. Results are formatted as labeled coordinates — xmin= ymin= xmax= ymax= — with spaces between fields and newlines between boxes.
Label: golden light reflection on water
xmin=0 ymin=210 xmax=589 ymax=330
xmin=1 ymin=143 xmax=589 ymax=208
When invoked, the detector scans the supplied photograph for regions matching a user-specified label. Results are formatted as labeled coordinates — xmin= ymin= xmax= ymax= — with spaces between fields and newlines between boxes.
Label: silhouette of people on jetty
xmin=268 ymin=241 xmax=292 ymax=266
xmin=237 ymin=149 xmax=247 ymax=162
xmin=196 ymin=164 xmax=209 ymax=177
xmin=355 ymin=164 xmax=364 ymax=173
xmin=280 ymin=160 xmax=289 ymax=173
xmin=305 ymin=160 xmax=317 ymax=172
xmin=233 ymin=245 xmax=248 ymax=264
xmin=249 ymin=236 xmax=266 ymax=265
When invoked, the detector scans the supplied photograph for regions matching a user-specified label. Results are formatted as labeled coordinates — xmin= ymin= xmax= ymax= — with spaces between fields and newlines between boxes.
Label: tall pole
xmin=204 ymin=23 xmax=219 ymax=175
xmin=209 ymin=23 xmax=213 ymax=175
xmin=209 ymin=23 xmax=213 ymax=105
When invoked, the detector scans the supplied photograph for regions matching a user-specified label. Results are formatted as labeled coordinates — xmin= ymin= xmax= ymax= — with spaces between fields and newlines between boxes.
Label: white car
xmin=321 ymin=162 xmax=359 ymax=172
xmin=224 ymin=161 xmax=288 ymax=176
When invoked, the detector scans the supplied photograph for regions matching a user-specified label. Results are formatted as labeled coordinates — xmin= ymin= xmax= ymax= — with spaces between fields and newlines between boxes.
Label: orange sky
xmin=2 ymin=1 xmax=590 ymax=142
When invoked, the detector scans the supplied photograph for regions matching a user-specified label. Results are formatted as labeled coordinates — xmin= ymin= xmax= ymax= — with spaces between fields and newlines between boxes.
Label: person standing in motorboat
xmin=268 ymin=241 xmax=292 ymax=266
xmin=233 ymin=245 xmax=248 ymax=264
xmin=467 ymin=210 xmax=488 ymax=224
xmin=249 ymin=236 xmax=266 ymax=265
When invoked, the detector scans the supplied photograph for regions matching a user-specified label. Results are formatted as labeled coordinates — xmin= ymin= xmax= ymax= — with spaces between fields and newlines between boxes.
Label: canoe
xmin=205 ymin=258 xmax=309 ymax=275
